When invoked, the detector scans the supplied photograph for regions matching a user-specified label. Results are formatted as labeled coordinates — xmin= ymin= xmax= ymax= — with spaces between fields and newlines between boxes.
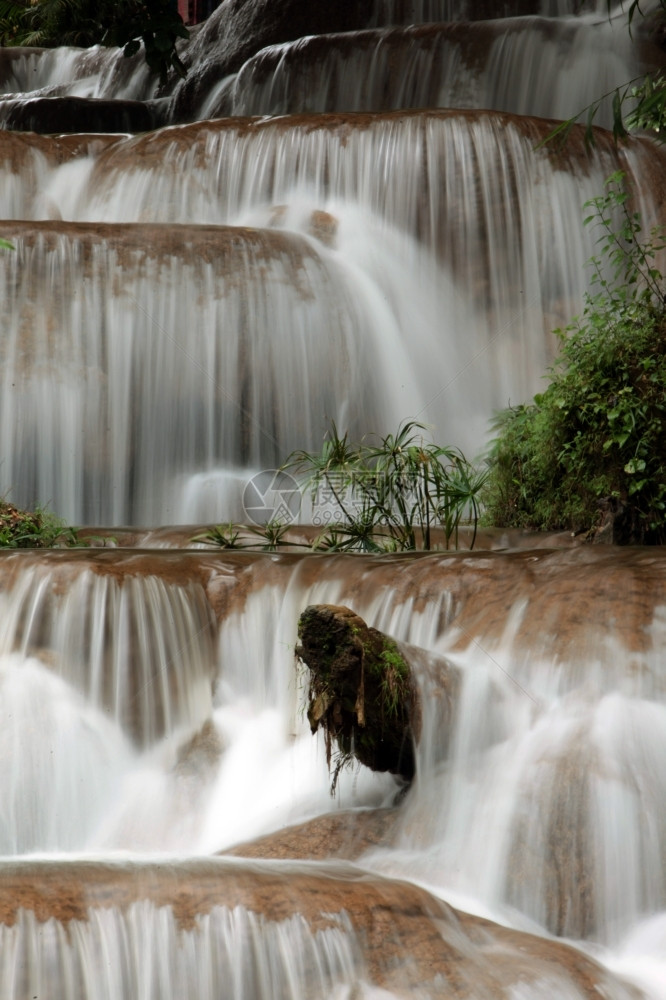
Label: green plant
xmin=0 ymin=499 xmax=77 ymax=548
xmin=247 ymin=519 xmax=294 ymax=551
xmin=285 ymin=420 xmax=486 ymax=551
xmin=483 ymin=173 xmax=666 ymax=543
xmin=376 ymin=641 xmax=409 ymax=720
xmin=0 ymin=1 xmax=24 ymax=44
xmin=192 ymin=518 xmax=311 ymax=551
xmin=192 ymin=522 xmax=245 ymax=549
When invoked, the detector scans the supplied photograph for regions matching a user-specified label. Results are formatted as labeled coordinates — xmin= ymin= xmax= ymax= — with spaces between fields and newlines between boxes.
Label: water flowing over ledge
xmin=0 ymin=857 xmax=643 ymax=1000
xmin=0 ymin=545 xmax=664 ymax=993
xmin=1 ymin=111 xmax=665 ymax=522
xmin=3 ymin=1 xmax=666 ymax=995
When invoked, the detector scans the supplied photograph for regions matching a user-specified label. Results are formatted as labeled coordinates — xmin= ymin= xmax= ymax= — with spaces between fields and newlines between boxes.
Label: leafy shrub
xmin=483 ymin=173 xmax=666 ymax=543
xmin=0 ymin=500 xmax=75 ymax=548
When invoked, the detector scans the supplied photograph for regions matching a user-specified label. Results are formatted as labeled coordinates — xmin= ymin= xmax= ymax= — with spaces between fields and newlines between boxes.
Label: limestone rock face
xmin=224 ymin=808 xmax=400 ymax=861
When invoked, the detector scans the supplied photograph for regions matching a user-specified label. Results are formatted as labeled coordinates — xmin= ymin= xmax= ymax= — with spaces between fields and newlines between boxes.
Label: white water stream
xmin=0 ymin=112 xmax=661 ymax=522
xmin=1 ymin=1 xmax=666 ymax=996
xmin=0 ymin=551 xmax=665 ymax=997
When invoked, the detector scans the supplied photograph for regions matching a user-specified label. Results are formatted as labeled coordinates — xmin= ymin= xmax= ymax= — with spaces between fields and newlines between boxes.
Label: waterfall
xmin=0 ymin=552 xmax=216 ymax=744
xmin=0 ymin=220 xmax=426 ymax=522
xmin=223 ymin=18 xmax=636 ymax=124
xmin=0 ymin=45 xmax=157 ymax=102
xmin=1 ymin=549 xmax=666 ymax=994
xmin=2 ymin=0 xmax=666 ymax=997
xmin=365 ymin=0 xmax=615 ymax=21
xmin=0 ymin=112 xmax=662 ymax=522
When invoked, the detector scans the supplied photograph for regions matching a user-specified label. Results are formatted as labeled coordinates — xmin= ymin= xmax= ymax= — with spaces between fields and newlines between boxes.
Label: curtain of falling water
xmin=365 ymin=0 xmax=614 ymax=23
xmin=398 ymin=644 xmax=666 ymax=948
xmin=0 ymin=551 xmax=219 ymax=852
xmin=0 ymin=555 xmax=217 ymax=740
xmin=0 ymin=224 xmax=424 ymax=523
xmin=0 ymin=45 xmax=158 ymax=101
xmin=483 ymin=15 xmax=637 ymax=125
xmin=1 ymin=113 xmax=660 ymax=524
xmin=0 ymin=901 xmax=363 ymax=1000
xmin=222 ymin=18 xmax=636 ymax=125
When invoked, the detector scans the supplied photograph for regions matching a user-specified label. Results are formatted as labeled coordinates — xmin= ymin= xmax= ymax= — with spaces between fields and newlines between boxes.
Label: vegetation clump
xmin=286 ymin=420 xmax=486 ymax=551
xmin=0 ymin=499 xmax=75 ymax=548
xmin=195 ymin=421 xmax=486 ymax=553
xmin=484 ymin=173 xmax=666 ymax=544
xmin=296 ymin=604 xmax=416 ymax=790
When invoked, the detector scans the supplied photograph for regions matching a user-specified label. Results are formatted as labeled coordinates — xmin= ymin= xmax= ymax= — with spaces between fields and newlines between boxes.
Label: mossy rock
xmin=296 ymin=604 xmax=416 ymax=782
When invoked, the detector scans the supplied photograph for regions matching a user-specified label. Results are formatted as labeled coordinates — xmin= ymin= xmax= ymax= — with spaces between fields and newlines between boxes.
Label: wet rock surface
xmin=224 ymin=808 xmax=400 ymax=860
xmin=297 ymin=603 xmax=418 ymax=781
xmin=0 ymin=96 xmax=160 ymax=134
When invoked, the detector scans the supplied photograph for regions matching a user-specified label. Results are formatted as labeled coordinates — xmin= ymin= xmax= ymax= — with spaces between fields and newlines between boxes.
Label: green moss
xmin=375 ymin=640 xmax=409 ymax=720
xmin=379 ymin=641 xmax=409 ymax=677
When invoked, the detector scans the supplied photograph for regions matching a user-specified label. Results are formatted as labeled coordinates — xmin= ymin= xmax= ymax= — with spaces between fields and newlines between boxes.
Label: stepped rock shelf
xmin=2 ymin=0 xmax=666 ymax=997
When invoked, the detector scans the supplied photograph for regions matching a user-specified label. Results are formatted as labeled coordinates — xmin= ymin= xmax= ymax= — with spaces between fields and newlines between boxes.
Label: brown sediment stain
xmin=505 ymin=734 xmax=598 ymax=940
xmin=0 ymin=128 xmax=122 ymax=170
xmin=0 ymin=221 xmax=323 ymax=276
xmin=456 ymin=909 xmax=641 ymax=1000
xmin=174 ymin=718 xmax=224 ymax=777
xmin=0 ymin=857 xmax=459 ymax=935
xmin=307 ymin=209 xmax=338 ymax=247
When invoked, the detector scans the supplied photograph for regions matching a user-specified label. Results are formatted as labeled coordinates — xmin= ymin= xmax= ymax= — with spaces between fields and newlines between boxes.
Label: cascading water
xmin=220 ymin=17 xmax=637 ymax=123
xmin=2 ymin=549 xmax=666 ymax=996
xmin=0 ymin=45 xmax=157 ymax=102
xmin=2 ymin=0 xmax=666 ymax=997
xmin=0 ymin=112 xmax=662 ymax=521
xmin=0 ymin=220 xmax=428 ymax=522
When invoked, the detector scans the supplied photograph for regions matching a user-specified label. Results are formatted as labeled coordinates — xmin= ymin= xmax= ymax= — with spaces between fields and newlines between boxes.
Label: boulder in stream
xmin=296 ymin=604 xmax=420 ymax=783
